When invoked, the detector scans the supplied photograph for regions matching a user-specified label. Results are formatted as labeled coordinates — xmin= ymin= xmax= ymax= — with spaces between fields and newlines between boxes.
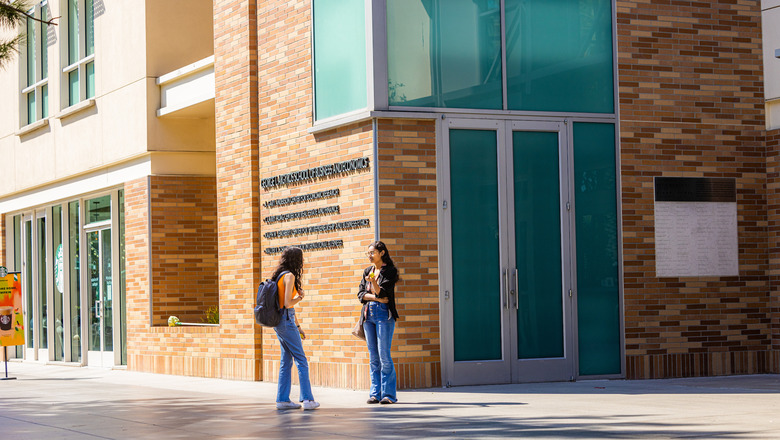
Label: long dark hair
xmin=370 ymin=241 xmax=400 ymax=282
xmin=271 ymin=247 xmax=303 ymax=293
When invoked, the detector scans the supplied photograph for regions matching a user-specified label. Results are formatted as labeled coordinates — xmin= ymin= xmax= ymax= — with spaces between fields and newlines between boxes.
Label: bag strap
xmin=274 ymin=270 xmax=290 ymax=282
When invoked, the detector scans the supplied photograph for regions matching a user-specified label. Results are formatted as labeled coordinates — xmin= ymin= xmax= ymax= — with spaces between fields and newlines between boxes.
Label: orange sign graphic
xmin=0 ymin=272 xmax=24 ymax=347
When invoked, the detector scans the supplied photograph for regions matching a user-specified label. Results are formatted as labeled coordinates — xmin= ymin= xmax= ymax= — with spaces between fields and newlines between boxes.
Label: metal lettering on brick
xmin=261 ymin=157 xmax=370 ymax=190
xmin=264 ymin=219 xmax=370 ymax=239
xmin=264 ymin=240 xmax=344 ymax=254
xmin=263 ymin=189 xmax=340 ymax=209
xmin=264 ymin=205 xmax=340 ymax=224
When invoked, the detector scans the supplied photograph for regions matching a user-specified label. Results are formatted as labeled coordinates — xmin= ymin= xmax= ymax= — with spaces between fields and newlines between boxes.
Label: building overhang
xmin=157 ymin=56 xmax=215 ymax=118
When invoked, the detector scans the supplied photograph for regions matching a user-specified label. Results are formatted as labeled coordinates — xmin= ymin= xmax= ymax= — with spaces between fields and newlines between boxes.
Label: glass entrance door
xmin=508 ymin=122 xmax=574 ymax=381
xmin=443 ymin=119 xmax=574 ymax=385
xmin=87 ymin=228 xmax=113 ymax=367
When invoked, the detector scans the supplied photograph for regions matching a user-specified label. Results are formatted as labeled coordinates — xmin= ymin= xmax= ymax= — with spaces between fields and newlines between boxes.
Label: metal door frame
xmin=84 ymin=221 xmax=113 ymax=367
xmin=440 ymin=116 xmax=576 ymax=386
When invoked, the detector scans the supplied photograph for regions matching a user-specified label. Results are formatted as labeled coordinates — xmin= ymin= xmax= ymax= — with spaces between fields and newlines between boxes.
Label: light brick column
xmin=214 ymin=0 xmax=262 ymax=379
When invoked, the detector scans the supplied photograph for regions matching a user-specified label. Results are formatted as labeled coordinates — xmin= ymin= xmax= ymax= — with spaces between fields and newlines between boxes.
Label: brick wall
xmin=256 ymin=0 xmax=441 ymax=389
xmin=617 ymin=0 xmax=771 ymax=378
xmin=125 ymin=174 xmax=256 ymax=379
xmin=376 ymin=118 xmax=441 ymax=388
xmin=149 ymin=176 xmax=218 ymax=325
xmin=768 ymin=127 xmax=780 ymax=373
xmin=212 ymin=0 xmax=263 ymax=380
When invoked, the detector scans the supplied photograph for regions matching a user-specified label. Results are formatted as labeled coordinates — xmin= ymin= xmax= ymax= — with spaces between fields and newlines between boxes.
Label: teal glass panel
xmin=24 ymin=220 xmax=33 ymax=349
xmin=86 ymin=0 xmax=94 ymax=56
xmin=68 ymin=0 xmax=79 ymax=64
xmin=573 ymin=122 xmax=620 ymax=375
xmin=68 ymin=201 xmax=81 ymax=362
xmin=86 ymin=195 xmax=111 ymax=224
xmin=514 ymin=131 xmax=563 ymax=359
xmin=42 ymin=84 xmax=48 ymax=118
xmin=26 ymin=16 xmax=35 ymax=86
xmin=86 ymin=61 xmax=95 ymax=98
xmin=312 ymin=0 xmax=366 ymax=120
xmin=506 ymin=0 xmax=614 ymax=113
xmin=450 ymin=129 xmax=501 ymax=361
xmin=37 ymin=216 xmax=47 ymax=349
xmin=27 ymin=92 xmax=36 ymax=124
xmin=119 ymin=190 xmax=126 ymax=365
xmin=41 ymin=4 xmax=48 ymax=79
xmin=52 ymin=206 xmax=64 ymax=361
xmin=69 ymin=70 xmax=79 ymax=106
xmin=387 ymin=0 xmax=502 ymax=109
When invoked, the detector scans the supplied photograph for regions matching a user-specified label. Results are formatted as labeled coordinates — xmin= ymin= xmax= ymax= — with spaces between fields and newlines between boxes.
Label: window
xmin=505 ymin=0 xmax=614 ymax=113
xmin=384 ymin=0 xmax=613 ymax=113
xmin=21 ymin=1 xmax=50 ymax=125
xmin=387 ymin=0 xmax=503 ymax=110
xmin=312 ymin=0 xmax=367 ymax=121
xmin=63 ymin=0 xmax=95 ymax=107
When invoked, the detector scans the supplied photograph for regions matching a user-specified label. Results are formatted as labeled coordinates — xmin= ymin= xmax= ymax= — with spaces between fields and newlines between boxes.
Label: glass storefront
xmin=7 ymin=190 xmax=125 ymax=366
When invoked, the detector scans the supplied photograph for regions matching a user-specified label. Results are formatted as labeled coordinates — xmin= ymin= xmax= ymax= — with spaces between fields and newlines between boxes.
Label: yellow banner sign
xmin=0 ymin=273 xmax=24 ymax=347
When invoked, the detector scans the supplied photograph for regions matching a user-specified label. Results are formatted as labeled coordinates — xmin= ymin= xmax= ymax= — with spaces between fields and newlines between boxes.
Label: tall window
xmin=312 ymin=0 xmax=367 ymax=121
xmin=21 ymin=1 xmax=49 ymax=125
xmin=64 ymin=0 xmax=95 ymax=107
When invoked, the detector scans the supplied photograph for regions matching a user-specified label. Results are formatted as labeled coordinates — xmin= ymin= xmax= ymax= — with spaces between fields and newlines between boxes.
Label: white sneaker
xmin=276 ymin=401 xmax=302 ymax=410
xmin=302 ymin=400 xmax=320 ymax=410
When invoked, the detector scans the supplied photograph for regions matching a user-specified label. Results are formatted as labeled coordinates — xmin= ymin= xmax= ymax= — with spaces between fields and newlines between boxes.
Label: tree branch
xmin=0 ymin=3 xmax=58 ymax=26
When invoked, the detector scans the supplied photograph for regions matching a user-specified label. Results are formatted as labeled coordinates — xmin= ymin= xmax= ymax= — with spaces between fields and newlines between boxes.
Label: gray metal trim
xmin=372 ymin=119 xmax=380 ymax=241
xmin=369 ymin=0 xmax=388 ymax=111
xmin=388 ymin=106 xmax=617 ymax=120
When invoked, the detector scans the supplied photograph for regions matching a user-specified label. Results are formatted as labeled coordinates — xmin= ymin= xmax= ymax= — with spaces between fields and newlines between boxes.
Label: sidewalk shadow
xmin=0 ymin=394 xmax=763 ymax=439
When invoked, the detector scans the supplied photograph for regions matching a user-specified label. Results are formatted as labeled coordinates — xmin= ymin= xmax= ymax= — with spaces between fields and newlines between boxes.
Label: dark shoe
xmin=380 ymin=397 xmax=395 ymax=404
xmin=367 ymin=397 xmax=380 ymax=404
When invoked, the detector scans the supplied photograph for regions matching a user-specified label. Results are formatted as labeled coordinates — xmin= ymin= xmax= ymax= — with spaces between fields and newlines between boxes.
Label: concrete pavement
xmin=0 ymin=361 xmax=778 ymax=439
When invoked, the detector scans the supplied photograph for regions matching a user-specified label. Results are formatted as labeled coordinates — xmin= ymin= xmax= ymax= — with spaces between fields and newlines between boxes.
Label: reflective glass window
xmin=86 ymin=195 xmax=111 ymax=224
xmin=573 ymin=122 xmax=620 ymax=375
xmin=68 ymin=201 xmax=81 ymax=361
xmin=52 ymin=206 xmax=64 ymax=361
xmin=505 ymin=0 xmax=614 ymax=113
xmin=313 ymin=0 xmax=367 ymax=120
xmin=387 ymin=0 xmax=502 ymax=109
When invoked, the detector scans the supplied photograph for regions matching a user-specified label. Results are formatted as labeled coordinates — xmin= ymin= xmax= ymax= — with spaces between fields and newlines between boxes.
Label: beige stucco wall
xmin=0 ymin=0 xmax=214 ymax=207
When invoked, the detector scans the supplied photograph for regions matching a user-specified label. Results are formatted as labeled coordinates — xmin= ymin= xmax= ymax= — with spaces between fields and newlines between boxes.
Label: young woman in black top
xmin=357 ymin=241 xmax=400 ymax=404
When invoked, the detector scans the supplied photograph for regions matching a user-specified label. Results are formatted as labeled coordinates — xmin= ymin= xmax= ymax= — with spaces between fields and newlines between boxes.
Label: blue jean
xmin=274 ymin=309 xmax=314 ymax=403
xmin=363 ymin=302 xmax=396 ymax=402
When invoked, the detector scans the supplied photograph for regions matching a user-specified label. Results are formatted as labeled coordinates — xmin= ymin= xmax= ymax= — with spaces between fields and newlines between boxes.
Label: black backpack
xmin=254 ymin=271 xmax=289 ymax=327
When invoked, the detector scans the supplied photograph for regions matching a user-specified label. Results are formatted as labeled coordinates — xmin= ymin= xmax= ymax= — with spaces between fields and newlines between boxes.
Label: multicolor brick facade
xmin=3 ymin=0 xmax=780 ymax=387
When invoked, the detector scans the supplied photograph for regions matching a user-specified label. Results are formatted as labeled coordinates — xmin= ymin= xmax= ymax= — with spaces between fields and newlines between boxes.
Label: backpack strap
xmin=274 ymin=270 xmax=290 ymax=282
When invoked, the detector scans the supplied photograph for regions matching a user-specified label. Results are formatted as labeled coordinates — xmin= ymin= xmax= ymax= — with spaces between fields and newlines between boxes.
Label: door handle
xmin=95 ymin=300 xmax=101 ymax=319
xmin=513 ymin=268 xmax=519 ymax=310
xmin=503 ymin=269 xmax=509 ymax=309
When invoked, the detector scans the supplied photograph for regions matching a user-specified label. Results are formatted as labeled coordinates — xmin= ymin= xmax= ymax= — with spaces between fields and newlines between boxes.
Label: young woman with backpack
xmin=271 ymin=246 xmax=320 ymax=410
xmin=357 ymin=241 xmax=400 ymax=404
